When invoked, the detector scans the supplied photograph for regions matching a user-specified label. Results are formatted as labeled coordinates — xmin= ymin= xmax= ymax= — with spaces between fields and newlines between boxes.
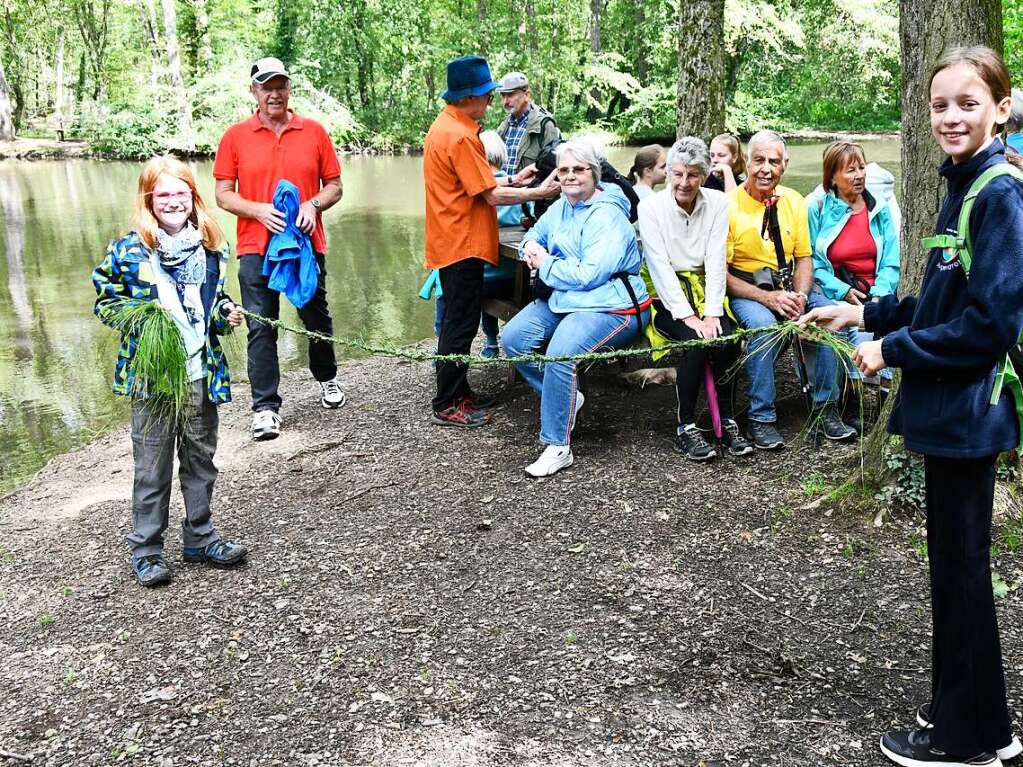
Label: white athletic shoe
xmin=252 ymin=410 xmax=282 ymax=441
xmin=916 ymin=704 xmax=1022 ymax=761
xmin=571 ymin=390 xmax=585 ymax=432
xmin=319 ymin=377 xmax=346 ymax=409
xmin=525 ymin=445 xmax=574 ymax=477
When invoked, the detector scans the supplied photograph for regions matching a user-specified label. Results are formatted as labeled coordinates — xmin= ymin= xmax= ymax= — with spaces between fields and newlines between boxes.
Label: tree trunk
xmin=191 ymin=0 xmax=214 ymax=75
xmin=0 ymin=57 xmax=14 ymax=141
xmin=676 ymin=0 xmax=725 ymax=140
xmin=635 ymin=0 xmax=648 ymax=84
xmin=136 ymin=0 xmax=162 ymax=87
xmin=589 ymin=0 xmax=601 ymax=54
xmin=899 ymin=0 xmax=1002 ymax=293
xmin=159 ymin=0 xmax=194 ymax=149
xmin=70 ymin=0 xmax=112 ymax=101
xmin=476 ymin=0 xmax=488 ymax=54
xmin=54 ymin=31 xmax=66 ymax=137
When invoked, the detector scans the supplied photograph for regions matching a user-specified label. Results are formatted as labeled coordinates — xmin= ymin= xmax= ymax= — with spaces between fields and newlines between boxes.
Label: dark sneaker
xmin=432 ymin=399 xmax=491 ymax=427
xmin=481 ymin=342 xmax=500 ymax=360
xmin=880 ymin=729 xmax=1000 ymax=766
xmin=721 ymin=418 xmax=754 ymax=456
xmin=132 ymin=554 xmax=171 ymax=587
xmin=465 ymin=391 xmax=497 ymax=410
xmin=183 ymin=540 xmax=249 ymax=568
xmin=674 ymin=424 xmax=715 ymax=461
xmin=814 ymin=405 xmax=857 ymax=441
xmin=842 ymin=391 xmax=865 ymax=434
xmin=747 ymin=420 xmax=785 ymax=450
xmin=917 ymin=704 xmax=1022 ymax=761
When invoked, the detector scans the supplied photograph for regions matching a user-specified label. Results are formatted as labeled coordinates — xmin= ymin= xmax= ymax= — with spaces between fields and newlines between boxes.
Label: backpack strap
xmin=957 ymin=164 xmax=1023 ymax=274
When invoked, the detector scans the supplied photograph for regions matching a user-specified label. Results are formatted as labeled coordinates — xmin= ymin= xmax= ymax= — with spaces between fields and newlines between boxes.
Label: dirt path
xmin=1 ymin=353 xmax=1021 ymax=766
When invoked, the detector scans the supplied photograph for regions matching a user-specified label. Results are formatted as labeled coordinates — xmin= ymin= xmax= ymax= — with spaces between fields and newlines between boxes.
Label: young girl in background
xmin=627 ymin=144 xmax=666 ymax=200
xmin=704 ymin=133 xmax=746 ymax=192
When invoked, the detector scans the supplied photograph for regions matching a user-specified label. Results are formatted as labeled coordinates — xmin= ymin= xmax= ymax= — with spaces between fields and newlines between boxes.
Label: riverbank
xmin=2 ymin=350 xmax=1022 ymax=766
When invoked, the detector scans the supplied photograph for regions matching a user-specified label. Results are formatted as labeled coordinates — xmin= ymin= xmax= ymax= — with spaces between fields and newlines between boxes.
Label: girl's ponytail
xmin=629 ymin=145 xmax=664 ymax=185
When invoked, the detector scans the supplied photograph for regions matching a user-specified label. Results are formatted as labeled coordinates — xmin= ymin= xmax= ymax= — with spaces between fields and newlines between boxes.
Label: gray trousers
xmin=128 ymin=380 xmax=221 ymax=557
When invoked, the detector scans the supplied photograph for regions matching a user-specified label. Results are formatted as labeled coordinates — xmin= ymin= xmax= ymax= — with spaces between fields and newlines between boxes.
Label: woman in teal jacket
xmin=807 ymin=141 xmax=900 ymax=303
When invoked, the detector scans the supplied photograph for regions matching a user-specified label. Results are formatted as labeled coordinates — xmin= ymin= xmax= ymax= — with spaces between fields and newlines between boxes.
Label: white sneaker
xmin=525 ymin=445 xmax=574 ymax=477
xmin=571 ymin=390 xmax=585 ymax=432
xmin=319 ymin=377 xmax=346 ymax=409
xmin=252 ymin=410 xmax=282 ymax=441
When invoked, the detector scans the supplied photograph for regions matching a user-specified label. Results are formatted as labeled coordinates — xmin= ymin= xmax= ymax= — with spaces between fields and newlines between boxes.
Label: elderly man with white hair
xmin=725 ymin=130 xmax=856 ymax=449
xmin=638 ymin=136 xmax=753 ymax=461
xmin=503 ymin=138 xmax=650 ymax=477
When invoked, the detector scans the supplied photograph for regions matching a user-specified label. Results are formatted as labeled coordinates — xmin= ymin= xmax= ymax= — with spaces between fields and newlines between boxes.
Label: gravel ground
xmin=2 ymin=351 xmax=1022 ymax=767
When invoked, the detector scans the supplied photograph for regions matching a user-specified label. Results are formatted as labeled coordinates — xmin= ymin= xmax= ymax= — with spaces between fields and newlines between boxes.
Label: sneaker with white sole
xmin=319 ymin=377 xmax=346 ymax=409
xmin=252 ymin=410 xmax=282 ymax=441
xmin=571 ymin=390 xmax=585 ymax=432
xmin=916 ymin=703 xmax=1022 ymax=761
xmin=880 ymin=728 xmax=1000 ymax=766
xmin=525 ymin=445 xmax=574 ymax=477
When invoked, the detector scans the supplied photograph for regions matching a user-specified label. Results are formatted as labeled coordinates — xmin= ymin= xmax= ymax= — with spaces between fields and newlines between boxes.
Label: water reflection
xmin=0 ymin=139 xmax=899 ymax=494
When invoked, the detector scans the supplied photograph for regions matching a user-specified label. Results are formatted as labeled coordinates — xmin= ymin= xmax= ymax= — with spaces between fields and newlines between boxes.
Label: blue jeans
xmin=503 ymin=299 xmax=647 ymax=446
xmin=730 ymin=289 xmax=839 ymax=423
xmin=844 ymin=328 xmax=893 ymax=382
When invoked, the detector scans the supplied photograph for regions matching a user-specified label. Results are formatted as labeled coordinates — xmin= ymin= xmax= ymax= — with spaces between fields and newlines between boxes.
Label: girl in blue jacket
xmin=803 ymin=47 xmax=1023 ymax=767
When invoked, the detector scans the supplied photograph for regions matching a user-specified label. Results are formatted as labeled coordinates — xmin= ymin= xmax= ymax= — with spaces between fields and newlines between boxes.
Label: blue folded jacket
xmin=263 ymin=179 xmax=319 ymax=309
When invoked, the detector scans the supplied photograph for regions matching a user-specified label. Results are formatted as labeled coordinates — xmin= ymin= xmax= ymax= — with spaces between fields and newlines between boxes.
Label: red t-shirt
xmin=213 ymin=111 xmax=342 ymax=256
xmin=828 ymin=206 xmax=877 ymax=287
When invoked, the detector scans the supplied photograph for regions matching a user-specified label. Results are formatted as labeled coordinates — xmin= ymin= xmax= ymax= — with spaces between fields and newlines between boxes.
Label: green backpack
xmin=920 ymin=163 xmax=1023 ymax=450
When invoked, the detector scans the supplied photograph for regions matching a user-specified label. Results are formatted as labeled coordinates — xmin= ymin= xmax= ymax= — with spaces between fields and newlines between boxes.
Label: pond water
xmin=0 ymin=138 xmax=900 ymax=494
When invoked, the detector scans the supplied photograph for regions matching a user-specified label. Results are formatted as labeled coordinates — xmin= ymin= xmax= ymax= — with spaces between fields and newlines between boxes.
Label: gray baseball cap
xmin=498 ymin=72 xmax=529 ymax=93
xmin=250 ymin=57 xmax=290 ymax=84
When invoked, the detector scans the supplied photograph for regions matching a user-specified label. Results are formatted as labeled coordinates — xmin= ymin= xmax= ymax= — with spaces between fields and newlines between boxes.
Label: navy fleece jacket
xmin=864 ymin=140 xmax=1023 ymax=457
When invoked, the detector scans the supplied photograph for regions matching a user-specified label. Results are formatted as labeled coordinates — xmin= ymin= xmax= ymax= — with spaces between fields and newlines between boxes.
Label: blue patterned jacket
xmin=92 ymin=231 xmax=234 ymax=404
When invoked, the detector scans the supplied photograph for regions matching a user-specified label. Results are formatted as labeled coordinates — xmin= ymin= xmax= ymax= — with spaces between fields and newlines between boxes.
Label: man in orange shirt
xmin=425 ymin=55 xmax=559 ymax=427
xmin=214 ymin=57 xmax=345 ymax=441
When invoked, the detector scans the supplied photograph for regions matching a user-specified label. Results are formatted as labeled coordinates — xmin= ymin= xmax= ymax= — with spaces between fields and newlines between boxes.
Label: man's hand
xmin=223 ymin=303 xmax=244 ymax=328
xmin=843 ymin=287 xmax=867 ymax=306
xmin=534 ymin=168 xmax=562 ymax=200
xmin=853 ymin=339 xmax=886 ymax=376
xmin=763 ymin=290 xmax=804 ymax=320
xmin=683 ymin=314 xmax=722 ymax=339
xmin=797 ymin=302 xmax=861 ymax=332
xmin=295 ymin=201 xmax=318 ymax=235
xmin=254 ymin=202 xmax=287 ymax=234
xmin=522 ymin=241 xmax=549 ymax=270
xmin=512 ymin=164 xmax=538 ymax=187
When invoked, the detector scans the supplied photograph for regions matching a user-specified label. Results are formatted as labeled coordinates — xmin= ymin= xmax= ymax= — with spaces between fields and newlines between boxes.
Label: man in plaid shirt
xmin=496 ymin=72 xmax=561 ymax=175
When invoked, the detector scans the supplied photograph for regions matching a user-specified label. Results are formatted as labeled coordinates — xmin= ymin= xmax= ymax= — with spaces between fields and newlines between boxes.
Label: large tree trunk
xmin=0 ymin=57 xmax=14 ymax=141
xmin=191 ymin=0 xmax=214 ymax=75
xmin=676 ymin=0 xmax=725 ymax=140
xmin=899 ymin=0 xmax=1002 ymax=292
xmin=159 ymin=0 xmax=194 ymax=149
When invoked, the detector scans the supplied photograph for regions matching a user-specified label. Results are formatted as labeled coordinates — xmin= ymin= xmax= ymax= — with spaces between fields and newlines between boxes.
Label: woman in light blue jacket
xmin=503 ymin=139 xmax=650 ymax=478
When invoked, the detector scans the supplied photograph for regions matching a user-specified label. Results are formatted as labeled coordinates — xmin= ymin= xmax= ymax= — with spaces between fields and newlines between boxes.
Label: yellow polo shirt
xmin=726 ymin=184 xmax=811 ymax=274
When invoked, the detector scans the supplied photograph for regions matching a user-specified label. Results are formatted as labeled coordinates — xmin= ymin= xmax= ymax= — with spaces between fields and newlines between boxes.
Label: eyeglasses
xmin=151 ymin=191 xmax=192 ymax=206
xmin=557 ymin=165 xmax=590 ymax=177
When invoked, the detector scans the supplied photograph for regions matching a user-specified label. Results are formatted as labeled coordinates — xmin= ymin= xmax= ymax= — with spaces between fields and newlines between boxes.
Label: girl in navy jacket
xmin=803 ymin=46 xmax=1023 ymax=767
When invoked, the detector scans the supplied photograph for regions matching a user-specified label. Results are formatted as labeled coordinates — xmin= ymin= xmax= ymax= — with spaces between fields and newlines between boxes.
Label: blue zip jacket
xmin=807 ymin=188 xmax=900 ymax=301
xmin=520 ymin=184 xmax=648 ymax=313
xmin=263 ymin=179 xmax=319 ymax=309
xmin=864 ymin=140 xmax=1023 ymax=457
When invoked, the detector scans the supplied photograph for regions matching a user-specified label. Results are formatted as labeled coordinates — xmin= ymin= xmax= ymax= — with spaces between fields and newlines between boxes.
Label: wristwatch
xmin=310 ymin=198 xmax=321 ymax=210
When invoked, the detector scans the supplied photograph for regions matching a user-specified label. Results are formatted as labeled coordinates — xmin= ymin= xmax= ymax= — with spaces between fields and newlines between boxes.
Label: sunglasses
xmin=556 ymin=165 xmax=591 ymax=177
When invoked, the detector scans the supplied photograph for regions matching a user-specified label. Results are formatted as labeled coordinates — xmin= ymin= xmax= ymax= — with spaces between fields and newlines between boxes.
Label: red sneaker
xmin=431 ymin=398 xmax=491 ymax=427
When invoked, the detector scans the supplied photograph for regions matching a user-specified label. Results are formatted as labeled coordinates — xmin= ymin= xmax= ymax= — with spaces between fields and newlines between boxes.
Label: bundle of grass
xmin=106 ymin=299 xmax=191 ymax=420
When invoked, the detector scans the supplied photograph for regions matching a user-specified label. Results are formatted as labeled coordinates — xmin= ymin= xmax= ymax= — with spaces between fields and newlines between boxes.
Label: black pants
xmin=238 ymin=252 xmax=337 ymax=413
xmin=652 ymin=300 xmax=740 ymax=425
xmin=433 ymin=257 xmax=484 ymax=411
xmin=925 ymin=453 xmax=1012 ymax=754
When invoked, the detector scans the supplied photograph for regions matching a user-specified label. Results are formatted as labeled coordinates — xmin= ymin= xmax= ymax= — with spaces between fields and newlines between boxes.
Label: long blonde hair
xmin=133 ymin=155 xmax=225 ymax=251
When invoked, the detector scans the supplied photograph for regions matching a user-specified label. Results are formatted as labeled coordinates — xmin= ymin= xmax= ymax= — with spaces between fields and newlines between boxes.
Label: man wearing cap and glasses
xmin=496 ymin=72 xmax=561 ymax=176
xmin=424 ymin=55 xmax=560 ymax=427
xmin=213 ymin=57 xmax=346 ymax=441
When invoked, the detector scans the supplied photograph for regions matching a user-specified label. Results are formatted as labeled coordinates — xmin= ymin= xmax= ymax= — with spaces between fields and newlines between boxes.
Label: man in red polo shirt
xmin=213 ymin=57 xmax=345 ymax=441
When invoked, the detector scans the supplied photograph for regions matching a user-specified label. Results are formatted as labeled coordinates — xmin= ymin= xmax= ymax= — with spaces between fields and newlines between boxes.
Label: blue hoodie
xmin=520 ymin=184 xmax=648 ymax=314
xmin=864 ymin=139 xmax=1023 ymax=457
xmin=263 ymin=179 xmax=319 ymax=309
xmin=806 ymin=188 xmax=900 ymax=301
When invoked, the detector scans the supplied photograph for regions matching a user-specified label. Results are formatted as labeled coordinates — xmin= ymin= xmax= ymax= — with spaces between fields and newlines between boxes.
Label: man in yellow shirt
xmin=725 ymin=131 xmax=855 ymax=449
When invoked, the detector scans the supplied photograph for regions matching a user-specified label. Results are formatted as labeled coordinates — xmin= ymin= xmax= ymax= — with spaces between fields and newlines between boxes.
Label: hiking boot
xmin=880 ymin=728 xmax=1001 ymax=766
xmin=432 ymin=398 xmax=491 ymax=427
xmin=525 ymin=445 xmax=574 ymax=477
xmin=747 ymin=420 xmax=785 ymax=450
xmin=183 ymin=540 xmax=249 ymax=568
xmin=319 ymin=377 xmax=346 ymax=409
xmin=916 ymin=704 xmax=1022 ymax=761
xmin=813 ymin=404 xmax=857 ymax=442
xmin=721 ymin=418 xmax=754 ymax=457
xmin=674 ymin=424 xmax=715 ymax=461
xmin=132 ymin=554 xmax=171 ymax=587
xmin=252 ymin=410 xmax=281 ymax=441
xmin=842 ymin=390 xmax=865 ymax=434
